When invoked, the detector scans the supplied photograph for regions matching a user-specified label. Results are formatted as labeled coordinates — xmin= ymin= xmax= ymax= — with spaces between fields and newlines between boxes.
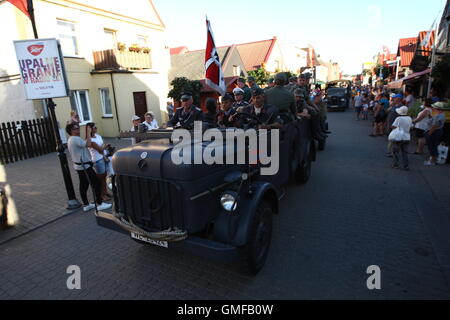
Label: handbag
xmin=437 ymin=144 xmax=449 ymax=165
xmin=388 ymin=127 xmax=405 ymax=141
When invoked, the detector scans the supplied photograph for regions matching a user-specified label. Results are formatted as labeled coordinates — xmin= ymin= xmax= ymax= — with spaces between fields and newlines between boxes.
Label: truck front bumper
xmin=95 ymin=211 xmax=239 ymax=262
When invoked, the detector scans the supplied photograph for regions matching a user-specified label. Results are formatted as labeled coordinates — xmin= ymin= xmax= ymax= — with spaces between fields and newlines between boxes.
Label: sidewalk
xmin=0 ymin=138 xmax=131 ymax=244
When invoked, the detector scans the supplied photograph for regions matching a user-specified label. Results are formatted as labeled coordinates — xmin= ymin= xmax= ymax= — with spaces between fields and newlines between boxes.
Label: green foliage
xmin=408 ymin=100 xmax=423 ymax=119
xmin=431 ymin=54 xmax=450 ymax=98
xmin=374 ymin=65 xmax=391 ymax=80
xmin=248 ymin=67 xmax=271 ymax=85
xmin=168 ymin=77 xmax=203 ymax=106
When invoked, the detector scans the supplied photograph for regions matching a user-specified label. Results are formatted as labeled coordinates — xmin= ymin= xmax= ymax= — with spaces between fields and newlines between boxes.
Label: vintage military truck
xmin=95 ymin=116 xmax=315 ymax=274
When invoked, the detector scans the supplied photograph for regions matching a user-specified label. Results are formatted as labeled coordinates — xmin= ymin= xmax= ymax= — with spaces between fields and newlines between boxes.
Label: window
xmin=233 ymin=65 xmax=241 ymax=77
xmin=57 ymin=19 xmax=79 ymax=56
xmin=104 ymin=29 xmax=117 ymax=49
xmin=136 ymin=35 xmax=148 ymax=46
xmin=99 ymin=88 xmax=113 ymax=117
xmin=70 ymin=90 xmax=92 ymax=124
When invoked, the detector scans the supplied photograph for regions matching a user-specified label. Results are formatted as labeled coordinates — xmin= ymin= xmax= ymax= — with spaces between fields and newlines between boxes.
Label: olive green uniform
xmin=265 ymin=85 xmax=296 ymax=122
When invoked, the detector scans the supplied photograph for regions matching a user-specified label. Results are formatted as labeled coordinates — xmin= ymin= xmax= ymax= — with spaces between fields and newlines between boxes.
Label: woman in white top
xmin=390 ymin=106 xmax=413 ymax=170
xmin=412 ymin=98 xmax=432 ymax=155
xmin=142 ymin=112 xmax=159 ymax=131
xmin=87 ymin=123 xmax=111 ymax=201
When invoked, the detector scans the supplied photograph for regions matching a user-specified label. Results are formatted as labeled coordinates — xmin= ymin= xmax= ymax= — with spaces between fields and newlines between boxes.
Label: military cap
xmin=222 ymin=93 xmax=234 ymax=102
xmin=247 ymin=76 xmax=256 ymax=82
xmin=233 ymin=87 xmax=244 ymax=95
xmin=180 ymin=92 xmax=193 ymax=101
xmin=251 ymin=88 xmax=265 ymax=96
xmin=274 ymin=72 xmax=287 ymax=84
xmin=290 ymin=76 xmax=298 ymax=82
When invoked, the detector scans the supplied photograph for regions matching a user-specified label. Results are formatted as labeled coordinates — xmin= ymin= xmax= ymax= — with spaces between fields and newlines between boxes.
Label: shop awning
xmin=387 ymin=80 xmax=403 ymax=89
xmin=403 ymin=68 xmax=431 ymax=82
xmin=387 ymin=68 xmax=431 ymax=89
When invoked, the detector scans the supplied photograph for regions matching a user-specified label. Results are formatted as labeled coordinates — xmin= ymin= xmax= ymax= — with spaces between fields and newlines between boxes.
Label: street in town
xmin=0 ymin=110 xmax=449 ymax=300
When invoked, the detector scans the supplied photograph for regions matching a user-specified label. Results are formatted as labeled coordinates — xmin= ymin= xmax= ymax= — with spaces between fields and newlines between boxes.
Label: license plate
xmin=330 ymin=105 xmax=339 ymax=108
xmin=131 ymin=232 xmax=168 ymax=248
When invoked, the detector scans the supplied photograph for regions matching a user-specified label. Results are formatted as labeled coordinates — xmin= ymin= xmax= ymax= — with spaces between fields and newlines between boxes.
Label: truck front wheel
xmin=238 ymin=201 xmax=273 ymax=275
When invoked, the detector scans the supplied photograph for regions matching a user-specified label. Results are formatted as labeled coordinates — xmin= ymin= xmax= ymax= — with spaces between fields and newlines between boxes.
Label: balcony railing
xmin=93 ymin=49 xmax=152 ymax=70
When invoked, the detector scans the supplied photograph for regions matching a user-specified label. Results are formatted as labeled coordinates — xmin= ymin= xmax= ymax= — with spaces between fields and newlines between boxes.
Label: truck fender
xmin=213 ymin=182 xmax=278 ymax=247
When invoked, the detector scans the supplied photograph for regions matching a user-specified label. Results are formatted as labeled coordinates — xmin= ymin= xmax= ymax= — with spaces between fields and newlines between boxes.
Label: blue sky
xmin=153 ymin=0 xmax=446 ymax=75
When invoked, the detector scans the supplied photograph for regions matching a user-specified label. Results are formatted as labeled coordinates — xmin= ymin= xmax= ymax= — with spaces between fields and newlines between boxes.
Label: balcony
xmin=93 ymin=49 xmax=152 ymax=70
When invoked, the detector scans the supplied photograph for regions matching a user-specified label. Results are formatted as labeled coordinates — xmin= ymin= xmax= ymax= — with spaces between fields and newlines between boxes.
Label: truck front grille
xmin=115 ymin=175 xmax=184 ymax=232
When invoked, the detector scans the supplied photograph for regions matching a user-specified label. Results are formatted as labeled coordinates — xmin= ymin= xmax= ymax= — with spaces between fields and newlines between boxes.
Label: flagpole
xmin=27 ymin=0 xmax=38 ymax=39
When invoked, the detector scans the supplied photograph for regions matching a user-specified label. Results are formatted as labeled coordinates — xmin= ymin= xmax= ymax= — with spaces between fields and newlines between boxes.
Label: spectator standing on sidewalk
xmin=130 ymin=115 xmax=141 ymax=145
xmin=353 ymin=92 xmax=363 ymax=120
xmin=370 ymin=93 xmax=389 ymax=137
xmin=87 ymin=123 xmax=111 ymax=202
xmin=412 ymin=98 xmax=433 ymax=155
xmin=66 ymin=123 xmax=112 ymax=212
xmin=390 ymin=106 xmax=413 ymax=170
xmin=424 ymin=102 xmax=447 ymax=166
xmin=143 ymin=112 xmax=159 ymax=131
xmin=386 ymin=94 xmax=404 ymax=157
xmin=67 ymin=111 xmax=80 ymax=125
xmin=404 ymin=88 xmax=415 ymax=109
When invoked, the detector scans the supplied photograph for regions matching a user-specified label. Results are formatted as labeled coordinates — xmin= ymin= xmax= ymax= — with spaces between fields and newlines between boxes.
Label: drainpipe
xmin=110 ymin=72 xmax=121 ymax=133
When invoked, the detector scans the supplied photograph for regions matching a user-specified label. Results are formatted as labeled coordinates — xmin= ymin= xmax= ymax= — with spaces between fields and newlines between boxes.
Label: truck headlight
xmin=340 ymin=98 xmax=345 ymax=102
xmin=220 ymin=192 xmax=238 ymax=212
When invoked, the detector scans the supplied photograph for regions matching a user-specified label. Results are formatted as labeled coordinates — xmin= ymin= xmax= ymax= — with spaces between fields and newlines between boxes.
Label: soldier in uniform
xmin=295 ymin=89 xmax=326 ymax=141
xmin=285 ymin=76 xmax=298 ymax=92
xmin=233 ymin=88 xmax=250 ymax=108
xmin=218 ymin=93 xmax=238 ymax=128
xmin=293 ymin=74 xmax=314 ymax=107
xmin=167 ymin=93 xmax=204 ymax=130
xmin=313 ymin=91 xmax=331 ymax=134
xmin=237 ymin=78 xmax=252 ymax=102
xmin=248 ymin=76 xmax=260 ymax=91
xmin=237 ymin=88 xmax=283 ymax=130
xmin=264 ymin=78 xmax=275 ymax=93
xmin=265 ymin=73 xmax=297 ymax=123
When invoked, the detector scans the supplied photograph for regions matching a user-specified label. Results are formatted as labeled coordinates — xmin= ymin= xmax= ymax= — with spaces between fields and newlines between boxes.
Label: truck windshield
xmin=327 ymin=88 xmax=346 ymax=96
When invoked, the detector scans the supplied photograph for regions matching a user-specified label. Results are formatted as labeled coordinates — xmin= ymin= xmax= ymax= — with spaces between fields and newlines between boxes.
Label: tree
xmin=168 ymin=77 xmax=203 ymax=106
xmin=374 ymin=65 xmax=391 ymax=80
xmin=247 ymin=67 xmax=271 ymax=85
xmin=431 ymin=54 xmax=450 ymax=98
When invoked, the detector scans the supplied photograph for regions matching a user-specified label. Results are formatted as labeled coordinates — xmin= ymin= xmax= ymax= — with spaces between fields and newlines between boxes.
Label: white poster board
xmin=13 ymin=38 xmax=69 ymax=100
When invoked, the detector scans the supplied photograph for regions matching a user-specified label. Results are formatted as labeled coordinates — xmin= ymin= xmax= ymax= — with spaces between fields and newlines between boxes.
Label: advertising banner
xmin=13 ymin=38 xmax=69 ymax=100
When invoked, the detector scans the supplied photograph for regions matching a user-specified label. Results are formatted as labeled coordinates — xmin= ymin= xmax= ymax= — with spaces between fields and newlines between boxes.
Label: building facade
xmin=0 ymin=0 xmax=171 ymax=137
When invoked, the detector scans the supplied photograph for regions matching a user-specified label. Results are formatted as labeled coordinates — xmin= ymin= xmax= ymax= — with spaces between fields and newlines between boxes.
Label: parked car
xmin=96 ymin=117 xmax=315 ymax=275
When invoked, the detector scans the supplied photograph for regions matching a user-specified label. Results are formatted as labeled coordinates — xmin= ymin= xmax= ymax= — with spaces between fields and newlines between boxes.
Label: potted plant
xmin=117 ymin=42 xmax=126 ymax=51
xmin=129 ymin=44 xmax=142 ymax=53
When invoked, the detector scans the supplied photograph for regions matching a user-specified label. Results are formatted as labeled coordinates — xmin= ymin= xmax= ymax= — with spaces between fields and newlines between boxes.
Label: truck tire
xmin=295 ymin=155 xmax=312 ymax=184
xmin=238 ymin=200 xmax=273 ymax=275
xmin=318 ymin=139 xmax=326 ymax=151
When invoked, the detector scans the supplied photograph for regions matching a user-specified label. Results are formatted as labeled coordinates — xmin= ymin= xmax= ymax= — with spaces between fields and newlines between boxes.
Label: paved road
xmin=1 ymin=111 xmax=449 ymax=299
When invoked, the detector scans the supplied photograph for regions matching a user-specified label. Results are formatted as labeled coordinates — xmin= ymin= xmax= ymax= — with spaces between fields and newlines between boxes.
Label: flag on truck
xmin=205 ymin=17 xmax=226 ymax=96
